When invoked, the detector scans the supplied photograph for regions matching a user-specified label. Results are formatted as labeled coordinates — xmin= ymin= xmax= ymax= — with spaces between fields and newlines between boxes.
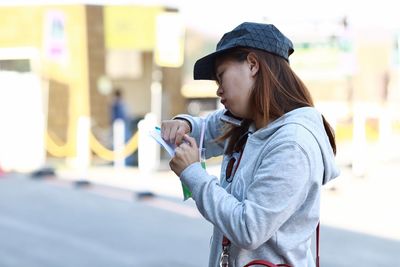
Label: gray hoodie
xmin=177 ymin=107 xmax=340 ymax=267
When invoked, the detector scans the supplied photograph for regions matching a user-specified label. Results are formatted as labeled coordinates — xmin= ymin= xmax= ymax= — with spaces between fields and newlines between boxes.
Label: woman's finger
xmin=178 ymin=142 xmax=191 ymax=151
xmin=174 ymin=145 xmax=182 ymax=155
xmin=183 ymin=134 xmax=198 ymax=148
xmin=168 ymin=125 xmax=178 ymax=144
xmin=169 ymin=159 xmax=176 ymax=170
xmin=161 ymin=125 xmax=170 ymax=141
xmin=175 ymin=126 xmax=186 ymax=145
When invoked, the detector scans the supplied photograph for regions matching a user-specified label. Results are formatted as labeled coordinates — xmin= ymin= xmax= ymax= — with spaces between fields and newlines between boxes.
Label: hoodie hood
xmin=251 ymin=107 xmax=340 ymax=184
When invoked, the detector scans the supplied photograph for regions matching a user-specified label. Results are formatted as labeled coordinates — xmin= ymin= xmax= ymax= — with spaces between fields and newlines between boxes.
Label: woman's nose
xmin=216 ymin=86 xmax=223 ymax=97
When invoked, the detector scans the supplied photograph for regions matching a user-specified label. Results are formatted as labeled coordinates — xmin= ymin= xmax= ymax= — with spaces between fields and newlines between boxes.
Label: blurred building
xmin=0 ymin=4 xmax=186 ymax=168
xmin=1 ymin=5 xmax=399 ymax=170
xmin=183 ymin=18 xmax=400 ymax=145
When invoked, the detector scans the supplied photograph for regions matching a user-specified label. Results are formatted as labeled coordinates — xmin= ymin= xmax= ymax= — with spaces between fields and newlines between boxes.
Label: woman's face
xmin=215 ymin=57 xmax=257 ymax=119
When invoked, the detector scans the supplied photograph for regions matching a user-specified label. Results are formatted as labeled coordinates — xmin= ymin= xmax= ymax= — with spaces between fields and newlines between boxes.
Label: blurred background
xmin=0 ymin=0 xmax=399 ymax=266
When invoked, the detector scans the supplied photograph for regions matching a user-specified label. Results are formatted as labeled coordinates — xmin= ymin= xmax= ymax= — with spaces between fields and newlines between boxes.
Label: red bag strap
xmin=243 ymin=259 xmax=291 ymax=267
xmin=222 ymin=222 xmax=321 ymax=266
xmin=316 ymin=222 xmax=320 ymax=267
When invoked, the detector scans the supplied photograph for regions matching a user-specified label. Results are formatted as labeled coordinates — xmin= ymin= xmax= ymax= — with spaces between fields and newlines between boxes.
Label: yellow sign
xmin=104 ymin=6 xmax=163 ymax=50
xmin=291 ymin=45 xmax=344 ymax=80
xmin=181 ymin=81 xmax=217 ymax=98
xmin=155 ymin=12 xmax=185 ymax=67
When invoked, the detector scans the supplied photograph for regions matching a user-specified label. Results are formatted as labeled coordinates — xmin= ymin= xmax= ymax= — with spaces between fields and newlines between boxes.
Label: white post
xmin=75 ymin=116 xmax=91 ymax=169
xmin=138 ymin=113 xmax=159 ymax=173
xmin=352 ymin=104 xmax=367 ymax=177
xmin=113 ymin=118 xmax=125 ymax=168
xmin=378 ymin=105 xmax=392 ymax=160
xmin=151 ymin=81 xmax=162 ymax=125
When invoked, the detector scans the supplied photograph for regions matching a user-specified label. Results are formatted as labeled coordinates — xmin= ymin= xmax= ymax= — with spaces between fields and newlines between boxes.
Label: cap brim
xmin=193 ymin=52 xmax=218 ymax=80
xmin=193 ymin=48 xmax=235 ymax=80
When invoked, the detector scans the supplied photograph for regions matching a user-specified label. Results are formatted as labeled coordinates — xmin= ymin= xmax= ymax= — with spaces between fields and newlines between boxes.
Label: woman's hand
xmin=161 ymin=119 xmax=191 ymax=146
xmin=169 ymin=135 xmax=199 ymax=176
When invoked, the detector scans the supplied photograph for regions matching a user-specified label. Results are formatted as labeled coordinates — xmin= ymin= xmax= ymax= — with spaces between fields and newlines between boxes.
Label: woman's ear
xmin=247 ymin=52 xmax=259 ymax=77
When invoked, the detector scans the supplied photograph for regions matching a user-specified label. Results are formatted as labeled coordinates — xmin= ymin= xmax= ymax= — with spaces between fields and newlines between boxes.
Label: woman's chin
xmin=229 ymin=110 xmax=243 ymax=118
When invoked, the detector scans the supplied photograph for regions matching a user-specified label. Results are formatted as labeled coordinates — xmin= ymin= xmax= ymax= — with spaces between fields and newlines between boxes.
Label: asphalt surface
xmin=0 ymin=172 xmax=399 ymax=267
xmin=0 ymin=174 xmax=210 ymax=267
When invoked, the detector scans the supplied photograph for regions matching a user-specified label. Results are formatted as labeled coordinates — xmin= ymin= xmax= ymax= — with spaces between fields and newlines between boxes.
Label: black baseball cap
xmin=193 ymin=22 xmax=294 ymax=80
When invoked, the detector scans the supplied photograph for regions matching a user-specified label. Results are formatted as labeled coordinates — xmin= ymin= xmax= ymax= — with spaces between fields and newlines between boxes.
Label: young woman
xmin=161 ymin=22 xmax=339 ymax=267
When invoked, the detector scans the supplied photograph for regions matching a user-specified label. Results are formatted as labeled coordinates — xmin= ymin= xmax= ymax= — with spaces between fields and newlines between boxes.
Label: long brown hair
xmin=216 ymin=47 xmax=336 ymax=155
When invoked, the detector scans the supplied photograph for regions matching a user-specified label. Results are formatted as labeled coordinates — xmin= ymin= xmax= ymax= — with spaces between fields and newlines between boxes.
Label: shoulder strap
xmin=222 ymin=222 xmax=320 ymax=266
xmin=316 ymin=222 xmax=320 ymax=267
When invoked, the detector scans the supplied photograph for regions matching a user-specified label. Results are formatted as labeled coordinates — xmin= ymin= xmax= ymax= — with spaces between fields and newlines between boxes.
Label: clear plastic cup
xmin=199 ymin=148 xmax=206 ymax=170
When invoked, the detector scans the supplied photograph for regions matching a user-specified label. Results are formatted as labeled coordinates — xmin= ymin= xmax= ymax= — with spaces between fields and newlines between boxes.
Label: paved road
xmin=0 ymin=174 xmax=210 ymax=267
xmin=0 ymin=174 xmax=399 ymax=267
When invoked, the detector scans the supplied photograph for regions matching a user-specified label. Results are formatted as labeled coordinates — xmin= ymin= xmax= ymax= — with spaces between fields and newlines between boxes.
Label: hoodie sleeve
xmin=180 ymin=141 xmax=311 ymax=250
xmin=174 ymin=109 xmax=226 ymax=158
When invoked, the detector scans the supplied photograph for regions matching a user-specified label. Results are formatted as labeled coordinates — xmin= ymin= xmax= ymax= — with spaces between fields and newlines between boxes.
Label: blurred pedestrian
xmin=111 ymin=88 xmax=127 ymax=124
xmin=161 ymin=22 xmax=340 ymax=267
xmin=110 ymin=88 xmax=134 ymax=165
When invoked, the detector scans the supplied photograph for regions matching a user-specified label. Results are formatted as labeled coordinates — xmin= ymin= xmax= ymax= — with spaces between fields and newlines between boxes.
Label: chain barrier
xmin=45 ymin=130 xmax=139 ymax=161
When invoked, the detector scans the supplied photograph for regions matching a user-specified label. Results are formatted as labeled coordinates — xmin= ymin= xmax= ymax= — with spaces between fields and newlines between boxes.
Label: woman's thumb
xmin=183 ymin=134 xmax=197 ymax=148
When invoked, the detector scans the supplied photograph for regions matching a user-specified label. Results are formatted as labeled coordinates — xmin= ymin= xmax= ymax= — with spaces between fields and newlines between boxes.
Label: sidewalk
xmin=323 ymin=140 xmax=400 ymax=240
xmin=320 ymin=159 xmax=400 ymax=241
xmin=56 ymin=161 xmax=221 ymax=200
xmin=55 ymin=144 xmax=400 ymax=241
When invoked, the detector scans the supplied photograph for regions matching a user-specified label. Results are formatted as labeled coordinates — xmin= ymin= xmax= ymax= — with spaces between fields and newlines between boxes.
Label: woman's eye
xmin=217 ymin=72 xmax=223 ymax=84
